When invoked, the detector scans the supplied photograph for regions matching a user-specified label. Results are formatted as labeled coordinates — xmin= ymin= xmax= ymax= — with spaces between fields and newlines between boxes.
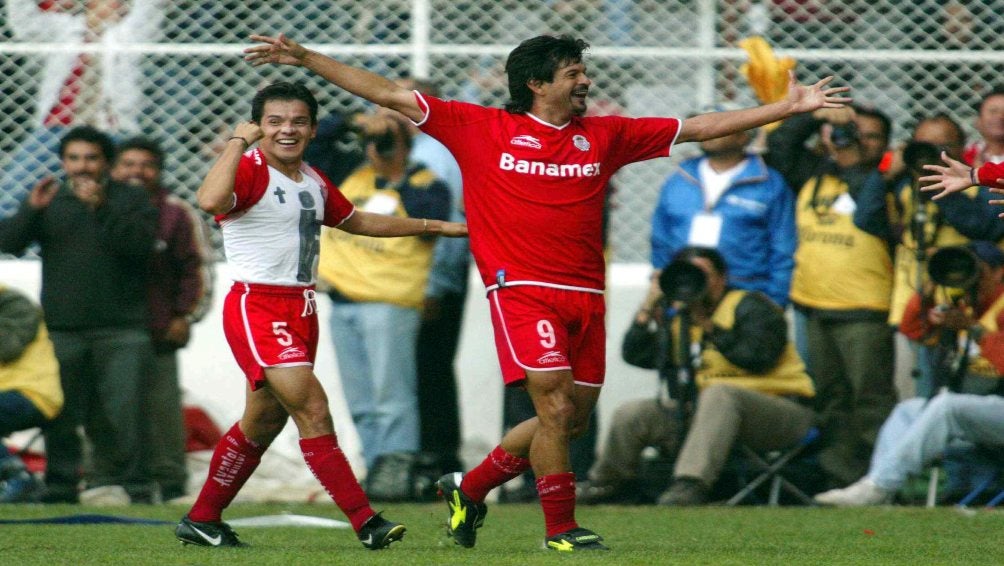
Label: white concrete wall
xmin=2 ymin=259 xmax=659 ymax=482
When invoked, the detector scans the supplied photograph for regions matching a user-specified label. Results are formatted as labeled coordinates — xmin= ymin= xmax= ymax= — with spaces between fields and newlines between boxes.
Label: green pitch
xmin=0 ymin=502 xmax=1000 ymax=565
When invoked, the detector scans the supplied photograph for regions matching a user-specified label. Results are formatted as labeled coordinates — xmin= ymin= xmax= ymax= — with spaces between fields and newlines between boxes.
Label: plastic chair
xmin=725 ymin=427 xmax=821 ymax=506
xmin=953 ymin=445 xmax=1004 ymax=509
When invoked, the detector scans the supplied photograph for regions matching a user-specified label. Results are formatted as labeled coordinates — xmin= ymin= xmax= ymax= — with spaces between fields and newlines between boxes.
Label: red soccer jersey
xmin=415 ymin=94 xmax=682 ymax=291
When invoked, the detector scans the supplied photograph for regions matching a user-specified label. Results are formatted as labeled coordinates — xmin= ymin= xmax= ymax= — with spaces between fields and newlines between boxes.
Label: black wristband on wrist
xmin=970 ymin=167 xmax=979 ymax=186
xmin=228 ymin=136 xmax=250 ymax=149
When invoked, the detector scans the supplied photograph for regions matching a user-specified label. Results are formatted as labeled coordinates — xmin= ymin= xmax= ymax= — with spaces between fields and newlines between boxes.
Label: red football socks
xmin=300 ymin=434 xmax=374 ymax=532
xmin=537 ymin=472 xmax=578 ymax=538
xmin=460 ymin=445 xmax=531 ymax=502
xmin=188 ymin=423 xmax=264 ymax=523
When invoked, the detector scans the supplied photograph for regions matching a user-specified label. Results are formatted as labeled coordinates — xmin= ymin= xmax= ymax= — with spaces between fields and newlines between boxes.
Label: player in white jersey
xmin=175 ymin=82 xmax=466 ymax=550
xmin=245 ymin=35 xmax=850 ymax=551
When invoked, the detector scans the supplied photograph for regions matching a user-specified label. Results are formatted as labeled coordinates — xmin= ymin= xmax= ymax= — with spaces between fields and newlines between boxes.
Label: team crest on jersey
xmin=572 ymin=135 xmax=590 ymax=151
xmin=510 ymin=134 xmax=542 ymax=149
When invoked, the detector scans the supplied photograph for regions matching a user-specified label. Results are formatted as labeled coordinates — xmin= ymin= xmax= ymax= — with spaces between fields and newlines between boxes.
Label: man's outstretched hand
xmin=245 ymin=33 xmax=308 ymax=67
xmin=919 ymin=152 xmax=974 ymax=200
xmin=786 ymin=71 xmax=852 ymax=114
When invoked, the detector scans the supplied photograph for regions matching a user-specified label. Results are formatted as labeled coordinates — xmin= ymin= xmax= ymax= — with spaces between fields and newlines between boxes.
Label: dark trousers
xmin=0 ymin=390 xmax=47 ymax=438
xmin=140 ymin=350 xmax=188 ymax=497
xmin=45 ymin=327 xmax=152 ymax=498
xmin=416 ymin=291 xmax=466 ymax=471
xmin=0 ymin=391 xmax=47 ymax=468
xmin=807 ymin=316 xmax=897 ymax=486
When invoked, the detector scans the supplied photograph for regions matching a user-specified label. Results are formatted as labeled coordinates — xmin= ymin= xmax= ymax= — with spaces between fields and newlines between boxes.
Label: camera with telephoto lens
xmin=927 ymin=245 xmax=980 ymax=290
xmin=361 ymin=130 xmax=398 ymax=157
xmin=658 ymin=259 xmax=708 ymax=304
xmin=829 ymin=121 xmax=860 ymax=149
xmin=926 ymin=244 xmax=984 ymax=394
xmin=903 ymin=140 xmax=943 ymax=177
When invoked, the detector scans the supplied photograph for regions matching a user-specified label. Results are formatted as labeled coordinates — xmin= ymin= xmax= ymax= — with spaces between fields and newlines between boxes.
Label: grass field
xmin=0 ymin=502 xmax=1001 ymax=565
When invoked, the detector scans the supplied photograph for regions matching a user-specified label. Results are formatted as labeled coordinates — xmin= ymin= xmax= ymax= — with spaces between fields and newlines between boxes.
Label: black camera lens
xmin=903 ymin=141 xmax=942 ymax=177
xmin=830 ymin=122 xmax=859 ymax=149
xmin=363 ymin=131 xmax=398 ymax=157
xmin=928 ymin=246 xmax=979 ymax=289
xmin=659 ymin=260 xmax=708 ymax=303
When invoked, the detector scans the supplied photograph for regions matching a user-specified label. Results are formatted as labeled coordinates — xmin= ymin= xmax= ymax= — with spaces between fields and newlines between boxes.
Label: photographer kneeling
xmin=815 ymin=241 xmax=1004 ymax=506
xmin=578 ymin=247 xmax=816 ymax=506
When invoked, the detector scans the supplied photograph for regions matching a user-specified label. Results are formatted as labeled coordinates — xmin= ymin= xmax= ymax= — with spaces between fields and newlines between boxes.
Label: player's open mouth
xmin=277 ymin=139 xmax=298 ymax=146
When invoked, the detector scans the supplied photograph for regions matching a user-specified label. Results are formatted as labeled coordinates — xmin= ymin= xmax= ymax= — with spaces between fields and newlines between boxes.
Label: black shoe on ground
xmin=176 ymin=515 xmax=248 ymax=547
xmin=576 ymin=480 xmax=638 ymax=505
xmin=657 ymin=477 xmax=710 ymax=506
xmin=436 ymin=472 xmax=487 ymax=548
xmin=38 ymin=483 xmax=78 ymax=504
xmin=545 ymin=527 xmax=609 ymax=552
xmin=358 ymin=512 xmax=406 ymax=550
xmin=160 ymin=484 xmax=186 ymax=502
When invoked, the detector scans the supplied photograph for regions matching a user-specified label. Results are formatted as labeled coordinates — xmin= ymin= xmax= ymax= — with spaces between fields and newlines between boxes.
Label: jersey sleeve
xmin=977 ymin=161 xmax=1004 ymax=189
xmin=216 ymin=149 xmax=270 ymax=222
xmin=309 ymin=166 xmax=355 ymax=227
xmin=605 ymin=115 xmax=682 ymax=169
xmin=413 ymin=93 xmax=494 ymax=153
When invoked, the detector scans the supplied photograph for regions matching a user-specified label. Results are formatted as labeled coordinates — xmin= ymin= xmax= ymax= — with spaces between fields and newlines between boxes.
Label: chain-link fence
xmin=2 ymin=0 xmax=1003 ymax=261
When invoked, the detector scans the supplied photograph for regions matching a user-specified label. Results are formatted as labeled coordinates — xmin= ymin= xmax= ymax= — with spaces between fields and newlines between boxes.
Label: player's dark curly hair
xmin=59 ymin=125 xmax=116 ymax=162
xmin=251 ymin=81 xmax=318 ymax=125
xmin=504 ymin=35 xmax=589 ymax=114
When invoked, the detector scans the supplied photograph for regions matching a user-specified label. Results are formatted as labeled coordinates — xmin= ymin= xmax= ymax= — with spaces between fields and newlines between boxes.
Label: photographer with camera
xmin=318 ymin=110 xmax=453 ymax=499
xmin=815 ymin=241 xmax=1004 ymax=506
xmin=920 ymin=90 xmax=1004 ymax=224
xmin=765 ymin=105 xmax=891 ymax=196
xmin=577 ymin=247 xmax=815 ymax=506
xmin=765 ymin=105 xmax=899 ymax=487
xmin=886 ymin=115 xmax=1004 ymax=397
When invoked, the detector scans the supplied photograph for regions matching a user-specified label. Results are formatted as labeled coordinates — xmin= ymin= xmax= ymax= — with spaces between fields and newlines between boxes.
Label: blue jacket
xmin=650 ymin=154 xmax=796 ymax=307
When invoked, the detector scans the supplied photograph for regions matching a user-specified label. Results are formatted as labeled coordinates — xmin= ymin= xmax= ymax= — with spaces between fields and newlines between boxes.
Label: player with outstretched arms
xmin=174 ymin=81 xmax=466 ymax=550
xmin=244 ymin=34 xmax=848 ymax=551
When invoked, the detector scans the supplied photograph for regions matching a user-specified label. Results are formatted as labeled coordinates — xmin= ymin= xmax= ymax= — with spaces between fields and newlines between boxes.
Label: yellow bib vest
xmin=318 ymin=166 xmax=437 ymax=309
xmin=0 ymin=285 xmax=63 ymax=419
xmin=673 ymin=289 xmax=816 ymax=398
xmin=790 ymin=175 xmax=892 ymax=312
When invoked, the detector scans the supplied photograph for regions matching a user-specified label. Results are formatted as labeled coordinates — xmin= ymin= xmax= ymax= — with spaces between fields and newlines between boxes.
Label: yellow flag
xmin=738 ymin=36 xmax=796 ymax=131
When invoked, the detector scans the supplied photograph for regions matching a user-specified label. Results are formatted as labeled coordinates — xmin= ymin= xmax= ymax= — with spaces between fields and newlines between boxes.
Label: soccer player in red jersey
xmin=174 ymin=81 xmax=466 ymax=550
xmin=245 ymin=34 xmax=849 ymax=551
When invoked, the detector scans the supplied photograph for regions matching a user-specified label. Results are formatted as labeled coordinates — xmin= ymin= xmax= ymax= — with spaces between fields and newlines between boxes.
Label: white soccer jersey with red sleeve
xmin=216 ymin=149 xmax=355 ymax=286
xmin=414 ymin=93 xmax=682 ymax=292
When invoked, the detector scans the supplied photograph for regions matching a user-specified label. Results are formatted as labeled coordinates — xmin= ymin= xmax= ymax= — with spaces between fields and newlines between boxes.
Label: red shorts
xmin=487 ymin=285 xmax=606 ymax=387
xmin=222 ymin=282 xmax=319 ymax=390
